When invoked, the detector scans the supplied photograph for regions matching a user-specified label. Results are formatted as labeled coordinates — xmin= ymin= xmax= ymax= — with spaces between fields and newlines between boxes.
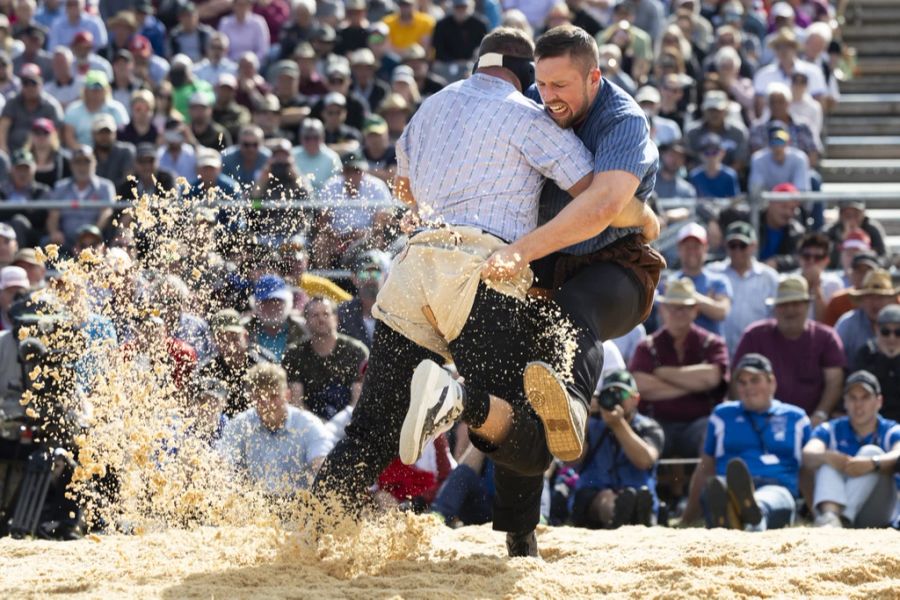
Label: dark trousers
xmin=313 ymin=285 xmax=559 ymax=533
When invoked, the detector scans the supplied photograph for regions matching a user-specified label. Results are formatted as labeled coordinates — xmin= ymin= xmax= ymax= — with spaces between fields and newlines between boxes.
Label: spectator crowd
xmin=0 ymin=0 xmax=896 ymax=540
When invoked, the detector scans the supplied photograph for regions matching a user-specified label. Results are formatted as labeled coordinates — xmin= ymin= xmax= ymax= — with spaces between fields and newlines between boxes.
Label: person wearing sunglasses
xmin=852 ymin=305 xmax=900 ymax=421
xmin=795 ymin=232 xmax=843 ymax=323
xmin=836 ymin=269 xmax=900 ymax=366
xmin=570 ymin=369 xmax=663 ymax=529
xmin=0 ymin=62 xmax=62 ymax=156
xmin=802 ymin=370 xmax=899 ymax=528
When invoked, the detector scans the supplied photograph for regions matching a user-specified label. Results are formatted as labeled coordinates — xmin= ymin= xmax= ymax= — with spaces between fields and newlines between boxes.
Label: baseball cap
xmin=391 ymin=65 xmax=417 ymax=86
xmin=402 ymin=44 xmax=427 ymax=63
xmin=258 ymin=94 xmax=281 ymax=113
xmin=128 ymin=35 xmax=152 ymax=58
xmin=877 ymin=304 xmax=900 ymax=326
xmin=114 ymin=48 xmax=134 ymax=63
xmin=189 ymin=92 xmax=212 ymax=107
xmin=841 ymin=229 xmax=872 ymax=252
xmin=765 ymin=274 xmax=810 ymax=306
xmin=72 ymin=30 xmax=94 ymax=46
xmin=76 ymin=224 xmax=103 ymax=240
xmin=92 ymin=113 xmax=117 ymax=132
xmin=851 ymin=252 xmax=880 ymax=271
xmin=0 ymin=266 xmax=29 ymax=291
xmin=268 ymin=137 xmax=292 ymax=154
xmin=734 ymin=353 xmax=774 ymax=376
xmin=657 ymin=277 xmax=698 ymax=306
xmin=363 ymin=115 xmax=389 ymax=135
xmin=599 ymin=369 xmax=638 ymax=396
xmin=196 ymin=148 xmax=222 ymax=168
xmin=71 ymin=144 xmax=94 ymax=161
xmin=135 ymin=142 xmax=157 ymax=159
xmin=271 ymin=59 xmax=300 ymax=79
xmin=312 ymin=24 xmax=336 ymax=43
xmin=844 ymin=370 xmax=881 ymax=396
xmin=108 ymin=11 xmax=137 ymax=29
xmin=254 ymin=274 xmax=292 ymax=302
xmin=840 ymin=200 xmax=866 ymax=211
xmin=11 ymin=149 xmax=35 ymax=167
xmin=677 ymin=222 xmax=708 ymax=245
xmin=771 ymin=2 xmax=795 ymax=19
xmin=20 ymin=63 xmax=42 ymax=83
xmin=341 ymin=150 xmax=369 ymax=171
xmin=725 ymin=221 xmax=756 ymax=244
xmin=293 ymin=42 xmax=316 ymax=59
xmin=349 ymin=48 xmax=376 ymax=67
xmin=0 ymin=222 xmax=16 ymax=240
xmin=634 ymin=86 xmax=661 ymax=105
xmin=323 ymin=91 xmax=346 ymax=107
xmin=31 ymin=118 xmax=56 ymax=134
xmin=345 ymin=0 xmax=366 ymax=9
xmin=216 ymin=73 xmax=238 ymax=89
xmin=84 ymin=70 xmax=109 ymax=89
xmin=210 ymin=308 xmax=246 ymax=334
xmin=700 ymin=132 xmax=723 ymax=153
xmin=768 ymin=121 xmax=791 ymax=145
xmin=701 ymin=90 xmax=729 ymax=111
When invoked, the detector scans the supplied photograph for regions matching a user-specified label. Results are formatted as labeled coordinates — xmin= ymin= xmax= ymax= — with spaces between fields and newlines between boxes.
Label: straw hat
xmin=766 ymin=274 xmax=810 ymax=306
xmin=849 ymin=269 xmax=898 ymax=298
xmin=657 ymin=278 xmax=698 ymax=306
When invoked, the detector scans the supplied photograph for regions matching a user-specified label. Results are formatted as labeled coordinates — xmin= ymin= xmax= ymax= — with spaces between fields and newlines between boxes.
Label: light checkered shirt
xmin=396 ymin=73 xmax=592 ymax=243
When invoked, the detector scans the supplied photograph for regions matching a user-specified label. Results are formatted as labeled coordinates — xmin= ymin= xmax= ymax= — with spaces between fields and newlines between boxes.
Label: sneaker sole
xmin=524 ymin=362 xmax=582 ymax=462
xmin=634 ymin=488 xmax=653 ymax=527
xmin=399 ymin=360 xmax=445 ymax=466
xmin=726 ymin=459 xmax=762 ymax=526
xmin=706 ymin=478 xmax=729 ymax=528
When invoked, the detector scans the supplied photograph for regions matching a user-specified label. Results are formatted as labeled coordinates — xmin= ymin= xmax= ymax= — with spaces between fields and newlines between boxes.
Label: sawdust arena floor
xmin=2 ymin=521 xmax=899 ymax=599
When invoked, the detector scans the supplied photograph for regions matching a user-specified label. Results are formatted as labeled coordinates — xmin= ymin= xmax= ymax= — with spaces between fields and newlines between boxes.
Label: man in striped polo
xmin=313 ymin=27 xmax=656 ymax=556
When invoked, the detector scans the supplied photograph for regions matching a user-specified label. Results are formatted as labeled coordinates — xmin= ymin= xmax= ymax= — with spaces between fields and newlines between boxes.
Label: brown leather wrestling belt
xmin=527 ymin=286 xmax=554 ymax=300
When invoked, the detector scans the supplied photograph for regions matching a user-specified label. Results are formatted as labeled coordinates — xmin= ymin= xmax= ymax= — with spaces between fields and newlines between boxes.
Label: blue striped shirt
xmin=396 ymin=73 xmax=593 ymax=243
xmin=532 ymin=78 xmax=659 ymax=254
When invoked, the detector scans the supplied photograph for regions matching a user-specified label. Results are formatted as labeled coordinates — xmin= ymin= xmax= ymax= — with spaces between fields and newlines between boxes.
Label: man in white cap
xmin=0 ymin=265 xmax=29 ymax=330
xmin=189 ymin=91 xmax=231 ymax=151
xmin=349 ymin=48 xmax=390 ymax=114
xmin=91 ymin=113 xmax=135 ymax=187
xmin=684 ymin=89 xmax=749 ymax=173
xmin=635 ymin=85 xmax=680 ymax=146
xmin=663 ymin=222 xmax=732 ymax=336
xmin=211 ymin=72 xmax=251 ymax=142
xmin=0 ymin=222 xmax=18 ymax=268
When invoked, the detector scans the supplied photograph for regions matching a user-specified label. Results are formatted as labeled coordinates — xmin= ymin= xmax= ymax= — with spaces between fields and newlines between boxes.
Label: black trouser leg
xmin=449 ymin=285 xmax=555 ymax=533
xmin=554 ymin=261 xmax=645 ymax=401
xmin=312 ymin=321 xmax=443 ymax=510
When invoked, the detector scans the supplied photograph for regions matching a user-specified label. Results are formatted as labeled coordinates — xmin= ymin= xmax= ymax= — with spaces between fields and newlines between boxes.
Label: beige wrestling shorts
xmin=372 ymin=226 xmax=534 ymax=360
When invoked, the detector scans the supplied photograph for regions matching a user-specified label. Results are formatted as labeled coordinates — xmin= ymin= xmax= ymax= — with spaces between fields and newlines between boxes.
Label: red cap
xmin=841 ymin=229 xmax=872 ymax=252
xmin=129 ymin=35 xmax=152 ymax=58
xmin=772 ymin=182 xmax=799 ymax=193
xmin=72 ymin=30 xmax=94 ymax=46
xmin=31 ymin=117 xmax=56 ymax=133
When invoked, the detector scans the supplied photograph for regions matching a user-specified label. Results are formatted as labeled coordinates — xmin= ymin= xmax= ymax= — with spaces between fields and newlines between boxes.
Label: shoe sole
xmin=706 ymin=477 xmax=730 ymax=528
xmin=634 ymin=488 xmax=653 ymax=527
xmin=726 ymin=459 xmax=762 ymax=526
xmin=399 ymin=360 xmax=445 ymax=465
xmin=524 ymin=362 xmax=582 ymax=462
xmin=612 ymin=489 xmax=637 ymax=528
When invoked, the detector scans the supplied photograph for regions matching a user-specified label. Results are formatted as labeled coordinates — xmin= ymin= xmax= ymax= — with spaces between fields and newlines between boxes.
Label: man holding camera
xmin=571 ymin=369 xmax=664 ymax=529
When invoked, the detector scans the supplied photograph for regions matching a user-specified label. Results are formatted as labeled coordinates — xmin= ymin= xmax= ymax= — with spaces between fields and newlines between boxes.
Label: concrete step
xmin=855 ymin=39 xmax=900 ymax=56
xmin=842 ymin=24 xmax=899 ymax=38
xmin=839 ymin=78 xmax=900 ymax=94
xmin=830 ymin=94 xmax=900 ymax=116
xmin=826 ymin=136 xmax=900 ymax=159
xmin=820 ymin=158 xmax=900 ymax=183
xmin=844 ymin=7 xmax=900 ymax=23
xmin=827 ymin=116 xmax=900 ymax=136
xmin=885 ymin=234 xmax=900 ymax=254
xmin=857 ymin=59 xmax=900 ymax=77
xmin=820 ymin=182 xmax=900 ymax=195
xmin=849 ymin=0 xmax=900 ymax=7
xmin=864 ymin=209 xmax=900 ymax=235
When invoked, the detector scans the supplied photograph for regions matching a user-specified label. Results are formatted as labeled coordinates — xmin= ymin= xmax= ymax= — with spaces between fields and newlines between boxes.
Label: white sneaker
xmin=399 ymin=359 xmax=464 ymax=465
xmin=814 ymin=511 xmax=844 ymax=528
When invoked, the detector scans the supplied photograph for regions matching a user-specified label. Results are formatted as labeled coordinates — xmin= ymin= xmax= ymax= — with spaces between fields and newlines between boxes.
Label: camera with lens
xmin=597 ymin=385 xmax=631 ymax=412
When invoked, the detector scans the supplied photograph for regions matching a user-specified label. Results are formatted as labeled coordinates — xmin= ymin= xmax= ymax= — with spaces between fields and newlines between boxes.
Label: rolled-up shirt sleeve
xmin=519 ymin=113 xmax=593 ymax=191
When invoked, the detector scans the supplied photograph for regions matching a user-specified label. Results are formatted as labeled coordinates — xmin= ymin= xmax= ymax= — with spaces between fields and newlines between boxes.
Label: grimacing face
xmin=535 ymin=54 xmax=598 ymax=129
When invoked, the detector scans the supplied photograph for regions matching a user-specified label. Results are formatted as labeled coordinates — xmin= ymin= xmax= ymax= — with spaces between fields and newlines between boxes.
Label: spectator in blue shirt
xmin=571 ymin=370 xmax=664 ymax=529
xmin=683 ymin=353 xmax=811 ymax=530
xmin=663 ymin=222 xmax=733 ymax=336
xmin=802 ymin=371 xmax=900 ymax=528
xmin=689 ymin=132 xmax=741 ymax=199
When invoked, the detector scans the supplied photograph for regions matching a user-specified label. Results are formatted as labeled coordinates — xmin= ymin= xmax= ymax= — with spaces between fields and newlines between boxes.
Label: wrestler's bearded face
xmin=535 ymin=55 xmax=599 ymax=129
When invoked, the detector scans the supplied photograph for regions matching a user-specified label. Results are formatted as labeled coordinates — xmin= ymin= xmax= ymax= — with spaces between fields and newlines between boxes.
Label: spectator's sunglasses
xmin=727 ymin=241 xmax=748 ymax=251
xmin=800 ymin=250 xmax=828 ymax=262
xmin=356 ymin=268 xmax=382 ymax=281
xmin=879 ymin=327 xmax=900 ymax=338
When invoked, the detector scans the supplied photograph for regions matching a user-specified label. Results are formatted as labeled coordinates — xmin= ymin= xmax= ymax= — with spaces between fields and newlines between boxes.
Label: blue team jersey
xmin=705 ymin=400 xmax=811 ymax=496
xmin=811 ymin=416 xmax=900 ymax=455
xmin=529 ymin=78 xmax=659 ymax=254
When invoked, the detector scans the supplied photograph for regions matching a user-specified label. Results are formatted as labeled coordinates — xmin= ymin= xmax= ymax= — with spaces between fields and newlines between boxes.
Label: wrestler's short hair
xmin=535 ymin=25 xmax=600 ymax=75
xmin=478 ymin=27 xmax=534 ymax=60
xmin=303 ymin=295 xmax=336 ymax=317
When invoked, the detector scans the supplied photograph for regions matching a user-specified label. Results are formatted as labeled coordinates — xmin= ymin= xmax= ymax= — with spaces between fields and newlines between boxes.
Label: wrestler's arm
xmin=393 ymin=176 xmax=416 ymax=208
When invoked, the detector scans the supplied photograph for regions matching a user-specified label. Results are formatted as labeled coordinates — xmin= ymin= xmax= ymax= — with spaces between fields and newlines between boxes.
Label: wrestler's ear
xmin=589 ymin=67 xmax=601 ymax=85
